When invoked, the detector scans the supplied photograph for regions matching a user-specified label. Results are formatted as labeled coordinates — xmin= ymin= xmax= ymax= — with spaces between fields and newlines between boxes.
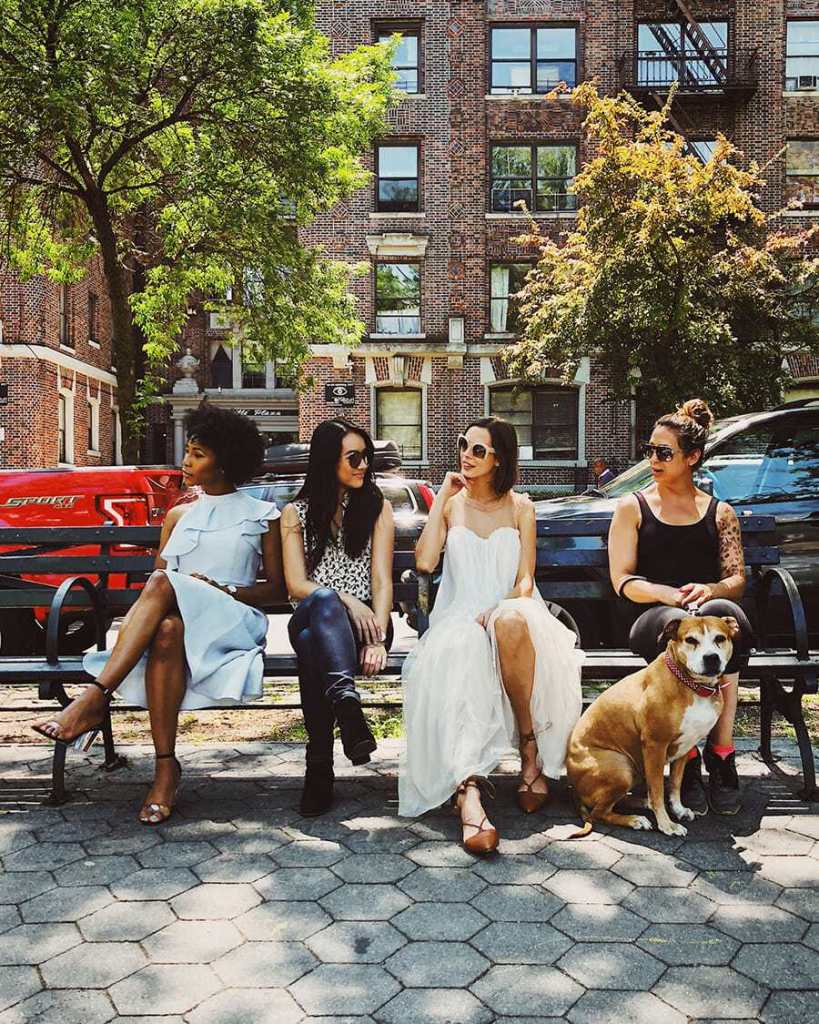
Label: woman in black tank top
xmin=608 ymin=399 xmax=752 ymax=817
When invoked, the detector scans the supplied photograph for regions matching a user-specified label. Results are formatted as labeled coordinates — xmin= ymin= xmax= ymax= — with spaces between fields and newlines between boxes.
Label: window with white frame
xmin=87 ymin=398 xmax=100 ymax=452
xmin=375 ymin=263 xmax=421 ymax=334
xmin=786 ymin=21 xmax=819 ymax=91
xmin=489 ymin=263 xmax=530 ymax=333
xmin=58 ymin=390 xmax=74 ymax=464
xmin=489 ymin=384 xmax=579 ymax=460
xmin=375 ymin=387 xmax=423 ymax=461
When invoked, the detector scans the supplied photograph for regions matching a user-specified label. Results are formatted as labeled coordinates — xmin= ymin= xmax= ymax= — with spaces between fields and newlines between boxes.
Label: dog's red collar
xmin=664 ymin=652 xmax=727 ymax=698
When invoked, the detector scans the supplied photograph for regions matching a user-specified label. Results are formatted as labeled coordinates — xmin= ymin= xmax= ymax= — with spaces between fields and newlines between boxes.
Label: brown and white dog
xmin=566 ymin=615 xmax=739 ymax=837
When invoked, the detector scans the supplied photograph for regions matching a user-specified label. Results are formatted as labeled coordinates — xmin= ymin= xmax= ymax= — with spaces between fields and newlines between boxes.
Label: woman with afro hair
xmin=33 ymin=402 xmax=285 ymax=824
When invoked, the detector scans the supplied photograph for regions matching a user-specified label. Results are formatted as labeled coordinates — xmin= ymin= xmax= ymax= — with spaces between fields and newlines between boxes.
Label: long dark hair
xmin=297 ymin=419 xmax=384 ymax=573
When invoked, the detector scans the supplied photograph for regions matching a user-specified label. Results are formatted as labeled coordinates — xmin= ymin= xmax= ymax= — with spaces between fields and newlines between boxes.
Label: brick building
xmin=2 ymin=1 xmax=819 ymax=481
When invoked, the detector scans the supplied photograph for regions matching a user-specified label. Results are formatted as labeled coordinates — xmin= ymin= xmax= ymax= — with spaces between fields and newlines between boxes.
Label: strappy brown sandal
xmin=139 ymin=753 xmax=183 ymax=826
xmin=517 ymin=731 xmax=549 ymax=814
xmin=452 ymin=777 xmax=499 ymax=855
xmin=31 ymin=680 xmax=113 ymax=751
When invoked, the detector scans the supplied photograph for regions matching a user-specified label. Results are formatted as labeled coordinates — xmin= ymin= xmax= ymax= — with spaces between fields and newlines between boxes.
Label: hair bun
xmin=678 ymin=398 xmax=714 ymax=430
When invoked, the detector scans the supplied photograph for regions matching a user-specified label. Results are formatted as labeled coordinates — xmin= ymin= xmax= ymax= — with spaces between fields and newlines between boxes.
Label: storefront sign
xmin=324 ymin=382 xmax=355 ymax=406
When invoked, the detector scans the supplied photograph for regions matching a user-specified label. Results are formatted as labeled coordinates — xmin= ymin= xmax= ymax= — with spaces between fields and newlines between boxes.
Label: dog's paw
xmin=670 ymin=801 xmax=695 ymax=822
xmin=658 ymin=820 xmax=688 ymax=837
xmin=629 ymin=816 xmax=653 ymax=831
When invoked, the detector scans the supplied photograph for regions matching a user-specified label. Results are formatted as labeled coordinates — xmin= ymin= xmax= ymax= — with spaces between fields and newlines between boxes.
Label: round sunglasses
xmin=457 ymin=434 xmax=495 ymax=461
xmin=640 ymin=442 xmax=679 ymax=462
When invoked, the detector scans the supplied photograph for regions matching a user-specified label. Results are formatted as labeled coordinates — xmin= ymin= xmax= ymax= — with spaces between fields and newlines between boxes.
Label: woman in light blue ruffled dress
xmin=32 ymin=404 xmax=284 ymax=823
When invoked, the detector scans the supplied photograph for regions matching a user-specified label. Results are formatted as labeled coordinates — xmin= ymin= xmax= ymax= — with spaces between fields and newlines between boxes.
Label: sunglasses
xmin=344 ymin=450 xmax=370 ymax=469
xmin=458 ymin=435 xmax=495 ymax=460
xmin=640 ymin=442 xmax=678 ymax=462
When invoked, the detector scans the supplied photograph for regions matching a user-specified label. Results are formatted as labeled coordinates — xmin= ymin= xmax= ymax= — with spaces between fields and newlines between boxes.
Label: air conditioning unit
xmin=798 ymin=75 xmax=819 ymax=90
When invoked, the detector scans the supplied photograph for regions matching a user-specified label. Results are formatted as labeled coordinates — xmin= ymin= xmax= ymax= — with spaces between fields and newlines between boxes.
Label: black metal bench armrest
xmin=756 ymin=566 xmax=810 ymax=662
xmin=45 ymin=576 xmax=106 ymax=667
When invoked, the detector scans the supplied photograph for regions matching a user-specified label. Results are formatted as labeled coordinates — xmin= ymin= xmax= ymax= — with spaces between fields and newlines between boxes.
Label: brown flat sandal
xmin=452 ymin=777 xmax=499 ymax=855
xmin=517 ymin=732 xmax=549 ymax=814
xmin=139 ymin=753 xmax=182 ymax=826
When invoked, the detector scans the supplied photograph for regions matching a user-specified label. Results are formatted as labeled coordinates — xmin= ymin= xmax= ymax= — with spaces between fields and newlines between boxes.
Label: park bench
xmin=0 ymin=515 xmax=816 ymax=805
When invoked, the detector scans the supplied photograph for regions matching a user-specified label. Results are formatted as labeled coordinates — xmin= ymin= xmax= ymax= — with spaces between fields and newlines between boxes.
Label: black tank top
xmin=635 ymin=490 xmax=720 ymax=589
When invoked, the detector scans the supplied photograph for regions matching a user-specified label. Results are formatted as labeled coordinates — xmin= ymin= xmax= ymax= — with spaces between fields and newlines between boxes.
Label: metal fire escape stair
xmin=649 ymin=0 xmax=728 ymax=88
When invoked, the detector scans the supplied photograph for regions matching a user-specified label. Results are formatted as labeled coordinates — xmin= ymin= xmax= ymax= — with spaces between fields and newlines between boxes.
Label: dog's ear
xmin=722 ymin=616 xmax=740 ymax=638
xmin=658 ymin=619 xmax=682 ymax=648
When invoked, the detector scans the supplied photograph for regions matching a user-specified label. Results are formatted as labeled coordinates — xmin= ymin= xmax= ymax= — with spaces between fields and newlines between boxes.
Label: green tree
xmin=0 ymin=0 xmax=396 ymax=457
xmin=510 ymin=83 xmax=819 ymax=418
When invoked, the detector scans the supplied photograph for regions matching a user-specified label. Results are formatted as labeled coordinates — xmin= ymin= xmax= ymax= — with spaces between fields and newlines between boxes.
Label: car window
xmin=701 ymin=417 xmax=819 ymax=504
xmin=379 ymin=481 xmax=416 ymax=512
xmin=241 ymin=481 xmax=302 ymax=509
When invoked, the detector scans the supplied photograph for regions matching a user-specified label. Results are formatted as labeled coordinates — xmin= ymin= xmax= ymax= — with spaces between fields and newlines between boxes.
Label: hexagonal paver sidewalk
xmin=1 ymin=736 xmax=817 ymax=1023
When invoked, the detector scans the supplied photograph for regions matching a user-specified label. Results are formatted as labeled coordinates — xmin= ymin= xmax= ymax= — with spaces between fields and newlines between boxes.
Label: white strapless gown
xmin=398 ymin=525 xmax=584 ymax=817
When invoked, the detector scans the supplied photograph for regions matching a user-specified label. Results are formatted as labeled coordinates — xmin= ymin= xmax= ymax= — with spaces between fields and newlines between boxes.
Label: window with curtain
xmin=377 ymin=24 xmax=421 ymax=93
xmin=376 ymin=144 xmax=420 ymax=212
xmin=490 ymin=144 xmax=577 ymax=212
xmin=786 ymin=139 xmax=819 ymax=208
xmin=211 ymin=345 xmax=233 ymax=388
xmin=489 ymin=385 xmax=579 ymax=460
xmin=786 ymin=21 xmax=819 ymax=91
xmin=87 ymin=399 xmax=100 ymax=451
xmin=375 ymin=263 xmax=421 ymax=334
xmin=489 ymin=263 xmax=530 ymax=333
xmin=376 ymin=387 xmax=423 ymax=461
xmin=490 ymin=25 xmax=577 ymax=94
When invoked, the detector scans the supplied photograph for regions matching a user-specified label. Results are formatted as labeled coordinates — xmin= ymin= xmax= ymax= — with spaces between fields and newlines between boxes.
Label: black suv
xmin=534 ymin=399 xmax=819 ymax=646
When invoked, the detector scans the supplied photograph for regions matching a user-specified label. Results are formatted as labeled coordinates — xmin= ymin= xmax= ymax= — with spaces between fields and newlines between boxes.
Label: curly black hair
xmin=183 ymin=402 xmax=265 ymax=486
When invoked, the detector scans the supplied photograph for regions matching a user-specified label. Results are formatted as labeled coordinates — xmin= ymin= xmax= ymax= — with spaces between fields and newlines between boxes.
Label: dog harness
xmin=664 ymin=652 xmax=730 ymax=698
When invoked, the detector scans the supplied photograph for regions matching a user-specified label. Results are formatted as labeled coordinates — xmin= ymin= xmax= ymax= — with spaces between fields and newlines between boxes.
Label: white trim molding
xmin=3 ymin=344 xmax=116 ymax=386
xmin=365 ymin=233 xmax=429 ymax=258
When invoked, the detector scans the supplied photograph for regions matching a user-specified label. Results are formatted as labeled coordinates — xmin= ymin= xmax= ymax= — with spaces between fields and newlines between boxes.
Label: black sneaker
xmin=679 ymin=749 xmax=709 ymax=817
xmin=335 ymin=698 xmax=377 ymax=766
xmin=704 ymin=747 xmax=742 ymax=816
xmin=299 ymin=763 xmax=334 ymax=817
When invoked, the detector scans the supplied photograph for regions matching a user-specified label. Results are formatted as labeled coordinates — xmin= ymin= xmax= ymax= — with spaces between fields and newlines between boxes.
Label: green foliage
xmin=510 ymin=83 xmax=819 ymax=417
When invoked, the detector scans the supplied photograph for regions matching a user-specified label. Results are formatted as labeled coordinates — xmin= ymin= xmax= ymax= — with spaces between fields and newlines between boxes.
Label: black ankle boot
xmin=335 ymin=698 xmax=377 ymax=766
xmin=299 ymin=762 xmax=334 ymax=817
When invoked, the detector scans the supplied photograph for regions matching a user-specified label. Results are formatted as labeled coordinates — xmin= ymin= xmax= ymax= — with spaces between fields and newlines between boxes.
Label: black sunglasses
xmin=457 ymin=434 xmax=495 ymax=461
xmin=640 ymin=442 xmax=677 ymax=462
xmin=344 ymin=450 xmax=370 ymax=469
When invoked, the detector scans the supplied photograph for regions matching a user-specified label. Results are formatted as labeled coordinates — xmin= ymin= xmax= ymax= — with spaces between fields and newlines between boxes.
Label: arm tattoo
xmin=717 ymin=505 xmax=745 ymax=581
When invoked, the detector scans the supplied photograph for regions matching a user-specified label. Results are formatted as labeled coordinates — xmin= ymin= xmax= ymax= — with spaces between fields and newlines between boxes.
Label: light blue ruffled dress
xmin=83 ymin=489 xmax=280 ymax=710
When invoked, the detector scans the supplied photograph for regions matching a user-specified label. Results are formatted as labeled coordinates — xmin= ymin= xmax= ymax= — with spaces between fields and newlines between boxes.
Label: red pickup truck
xmin=0 ymin=466 xmax=182 ymax=654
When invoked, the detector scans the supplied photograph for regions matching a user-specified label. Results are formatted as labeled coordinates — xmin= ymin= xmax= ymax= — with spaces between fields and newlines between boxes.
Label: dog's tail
xmin=567 ymin=820 xmax=594 ymax=840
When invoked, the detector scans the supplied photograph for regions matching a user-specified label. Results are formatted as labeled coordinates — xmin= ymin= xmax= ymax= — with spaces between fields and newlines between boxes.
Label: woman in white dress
xmin=400 ymin=417 xmax=583 ymax=854
xmin=32 ymin=404 xmax=284 ymax=823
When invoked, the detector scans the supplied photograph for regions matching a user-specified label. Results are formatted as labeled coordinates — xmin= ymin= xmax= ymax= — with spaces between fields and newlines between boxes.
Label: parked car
xmin=0 ymin=465 xmax=183 ymax=654
xmin=533 ymin=399 xmax=819 ymax=647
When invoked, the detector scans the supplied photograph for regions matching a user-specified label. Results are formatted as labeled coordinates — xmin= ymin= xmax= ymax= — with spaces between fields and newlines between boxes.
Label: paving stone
xmin=601 ymin=832 xmax=685 ymax=856
xmin=733 ymin=942 xmax=819 ymax=990
xmin=37 ymin=820 xmax=114 ymax=843
xmin=136 ymin=841 xmax=217 ymax=868
xmin=320 ymin=884 xmax=412 ymax=921
xmin=636 ymin=923 xmax=740 ymax=965
xmin=404 ymin=841 xmax=478 ymax=868
xmin=471 ymin=964 xmax=584 ymax=1016
xmin=332 ymin=854 xmax=415 ymax=884
xmin=0 ymin=871 xmax=54 ymax=904
xmin=235 ymin=900 xmax=331 ymax=940
xmin=0 ymin=922 xmax=81 ymax=964
xmin=390 ymin=902 xmax=488 ymax=941
xmin=785 ymin=816 xmax=819 ymax=840
xmin=557 ymin=941 xmax=664 ymax=989
xmin=306 ymin=921 xmax=406 ymax=963
xmin=187 ymin=989 xmax=304 ymax=1024
xmin=761 ymin=991 xmax=819 ymax=1024
xmin=77 ymin=900 xmax=174 ymax=943
xmin=0 ymin=965 xmax=41 ymax=1013
xmin=739 ymin=829 xmax=815 ymax=856
xmin=0 ymin=907 xmax=20 ymax=935
xmin=41 ymin=941 xmax=148 ymax=988
xmin=109 ymin=1018 xmax=185 ymax=1024
xmin=273 ymin=840 xmax=348 ymax=868
xmin=711 ymin=904 xmax=808 ymax=942
xmin=471 ymin=921 xmax=573 ymax=964
xmin=398 ymin=867 xmax=486 ymax=903
xmin=567 ymin=990 xmax=687 ymax=1024
xmin=142 ymin=919 xmax=243 ymax=963
xmin=84 ymin=832 xmax=161 ymax=856
xmin=805 ymin=923 xmax=819 ymax=951
xmin=752 ymin=856 xmax=819 ymax=888
xmin=776 ymin=887 xmax=819 ymax=921
xmin=673 ymin=841 xmax=752 ymax=871
xmin=54 ymin=854 xmax=139 ymax=886
xmin=374 ymin=988 xmax=493 ymax=1024
xmin=653 ymin=966 xmax=769 ymax=1019
xmin=170 ymin=881 xmax=261 ymax=919
xmin=543 ymin=869 xmax=633 ymax=904
xmin=540 ymin=840 xmax=622 ymax=870
xmin=2 ymin=842 xmax=84 ymax=872
xmin=254 ymin=867 xmax=341 ymax=901
xmin=496 ymin=833 xmax=550 ymax=856
xmin=210 ymin=830 xmax=290 ymax=856
xmin=193 ymin=853 xmax=276 ymax=883
xmin=621 ymin=886 xmax=715 ymax=923
xmin=691 ymin=871 xmax=782 ymax=905
xmin=550 ymin=903 xmax=648 ymax=942
xmin=472 ymin=883 xmax=563 ymax=922
xmin=289 ymin=963 xmax=401 ymax=1016
xmin=611 ymin=853 xmax=698 ymax=887
xmin=20 ymin=885 xmax=112 ymax=923
xmin=472 ymin=854 xmax=555 ymax=885
xmin=110 ymin=963 xmax=221 ymax=1016
xmin=0 ymin=989 xmax=114 ymax=1023
xmin=110 ymin=867 xmax=198 ymax=901
xmin=385 ymin=940 xmax=489 ymax=987
xmin=213 ymin=939 xmax=317 ymax=986
xmin=0 ymin=830 xmax=36 ymax=856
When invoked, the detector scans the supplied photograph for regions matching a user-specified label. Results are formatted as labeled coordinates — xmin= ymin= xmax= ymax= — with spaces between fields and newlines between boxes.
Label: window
xmin=211 ymin=345 xmax=233 ymax=388
xmin=689 ymin=139 xmax=717 ymax=164
xmin=241 ymin=345 xmax=267 ymax=389
xmin=636 ymin=21 xmax=728 ymax=88
xmin=376 ymin=387 xmax=423 ymax=461
xmin=786 ymin=140 xmax=819 ymax=209
xmin=376 ymin=144 xmax=420 ymax=212
xmin=377 ymin=24 xmax=421 ymax=93
xmin=87 ymin=292 xmax=99 ymax=343
xmin=490 ymin=263 xmax=529 ymax=333
xmin=57 ymin=391 xmax=74 ymax=464
xmin=375 ymin=263 xmax=421 ymax=334
xmin=490 ymin=144 xmax=577 ymax=212
xmin=786 ymin=21 xmax=819 ymax=91
xmin=87 ymin=399 xmax=100 ymax=452
xmin=489 ymin=385 xmax=579 ymax=460
xmin=59 ymin=284 xmax=72 ymax=347
xmin=490 ymin=25 xmax=577 ymax=93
